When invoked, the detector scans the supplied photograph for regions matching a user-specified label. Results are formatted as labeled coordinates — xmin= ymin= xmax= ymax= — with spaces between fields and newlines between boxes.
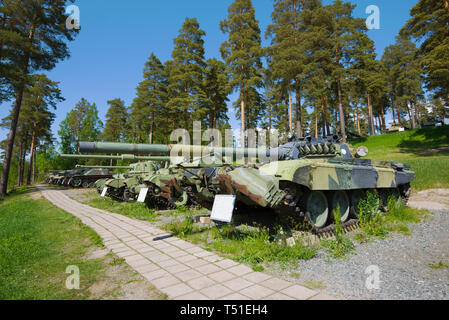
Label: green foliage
xmin=322 ymin=205 xmax=354 ymax=258
xmin=220 ymin=0 xmax=264 ymax=131
xmin=88 ymin=197 xmax=156 ymax=222
xmin=428 ymin=260 xmax=449 ymax=270
xmin=103 ymin=98 xmax=128 ymax=143
xmin=0 ymin=192 xmax=106 ymax=299
xmin=58 ymin=98 xmax=103 ymax=154
xmin=358 ymin=191 xmax=388 ymax=238
xmin=165 ymin=213 xmax=195 ymax=237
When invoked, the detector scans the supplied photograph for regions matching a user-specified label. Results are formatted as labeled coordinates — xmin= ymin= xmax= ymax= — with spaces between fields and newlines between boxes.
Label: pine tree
xmin=128 ymin=53 xmax=168 ymax=143
xmin=167 ymin=18 xmax=207 ymax=133
xmin=401 ymin=0 xmax=449 ymax=105
xmin=58 ymin=98 xmax=103 ymax=154
xmin=382 ymin=36 xmax=423 ymax=128
xmin=203 ymin=58 xmax=230 ymax=129
xmin=220 ymin=0 xmax=264 ymax=147
xmin=0 ymin=0 xmax=78 ymax=196
xmin=103 ymin=98 xmax=128 ymax=142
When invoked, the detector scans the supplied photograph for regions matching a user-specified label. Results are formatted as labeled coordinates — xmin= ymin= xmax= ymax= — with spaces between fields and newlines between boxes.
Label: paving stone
xmin=142 ymin=269 xmax=168 ymax=281
xmin=166 ymin=250 xmax=189 ymax=258
xmin=215 ymin=259 xmax=239 ymax=269
xmin=163 ymin=283 xmax=194 ymax=298
xmin=177 ymin=254 xmax=198 ymax=263
xmin=203 ymin=255 xmax=223 ymax=263
xmin=128 ymin=258 xmax=152 ymax=268
xmin=208 ymin=270 xmax=236 ymax=282
xmin=242 ymin=272 xmax=272 ymax=284
xmin=187 ymin=276 xmax=217 ymax=290
xmin=184 ymin=258 xmax=209 ymax=268
xmin=134 ymin=263 xmax=159 ymax=274
xmin=174 ymin=269 xmax=202 ymax=282
xmin=157 ymin=259 xmax=180 ymax=268
xmin=175 ymin=292 xmax=209 ymax=300
xmin=227 ymin=264 xmax=253 ymax=276
xmin=149 ymin=254 xmax=171 ymax=263
xmin=281 ymin=285 xmax=317 ymax=300
xmin=222 ymin=277 xmax=253 ymax=291
xmin=259 ymin=277 xmax=292 ymax=291
xmin=263 ymin=292 xmax=295 ymax=300
xmin=152 ymin=275 xmax=181 ymax=289
xmin=165 ymin=264 xmax=190 ymax=274
xmin=308 ymin=293 xmax=337 ymax=300
xmin=196 ymin=263 xmax=222 ymax=275
xmin=219 ymin=293 xmax=251 ymax=300
xmin=240 ymin=284 xmax=275 ymax=299
xmin=200 ymin=284 xmax=233 ymax=299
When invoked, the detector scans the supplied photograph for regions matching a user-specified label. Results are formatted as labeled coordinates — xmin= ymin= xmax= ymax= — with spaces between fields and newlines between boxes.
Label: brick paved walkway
xmin=39 ymin=186 xmax=335 ymax=300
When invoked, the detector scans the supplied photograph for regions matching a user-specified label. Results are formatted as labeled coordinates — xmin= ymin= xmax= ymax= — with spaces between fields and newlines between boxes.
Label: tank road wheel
xmin=399 ymin=183 xmax=411 ymax=204
xmin=173 ymin=190 xmax=189 ymax=208
xmin=350 ymin=189 xmax=365 ymax=218
xmin=329 ymin=191 xmax=350 ymax=223
xmin=123 ymin=188 xmax=136 ymax=202
xmin=304 ymin=191 xmax=329 ymax=229
xmin=82 ymin=180 xmax=90 ymax=188
xmin=72 ymin=178 xmax=82 ymax=188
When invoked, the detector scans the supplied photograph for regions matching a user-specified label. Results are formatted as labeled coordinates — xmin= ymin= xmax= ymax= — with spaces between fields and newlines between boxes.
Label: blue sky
xmin=0 ymin=0 xmax=418 ymax=142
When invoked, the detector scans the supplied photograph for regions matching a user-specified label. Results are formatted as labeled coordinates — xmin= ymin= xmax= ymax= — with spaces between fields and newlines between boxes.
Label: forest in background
xmin=1 ymin=0 xmax=448 ymax=191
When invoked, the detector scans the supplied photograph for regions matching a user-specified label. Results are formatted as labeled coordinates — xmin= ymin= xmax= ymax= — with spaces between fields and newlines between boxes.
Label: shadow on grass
xmin=397 ymin=126 xmax=449 ymax=156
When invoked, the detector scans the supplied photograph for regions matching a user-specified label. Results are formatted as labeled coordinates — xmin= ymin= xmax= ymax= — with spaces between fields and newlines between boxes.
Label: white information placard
xmin=100 ymin=187 xmax=108 ymax=197
xmin=210 ymin=195 xmax=236 ymax=223
xmin=137 ymin=187 xmax=149 ymax=203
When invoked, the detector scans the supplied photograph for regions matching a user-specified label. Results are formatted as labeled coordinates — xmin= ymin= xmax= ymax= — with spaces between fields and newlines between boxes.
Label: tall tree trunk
xmin=26 ymin=130 xmax=36 ymax=185
xmin=150 ymin=111 xmax=154 ymax=144
xmin=240 ymin=86 xmax=245 ymax=163
xmin=0 ymin=22 xmax=35 ymax=196
xmin=380 ymin=104 xmax=386 ymax=132
xmin=367 ymin=93 xmax=375 ymax=136
xmin=320 ymin=96 xmax=330 ymax=137
xmin=396 ymin=99 xmax=401 ymax=124
xmin=392 ymin=98 xmax=396 ymax=124
xmin=410 ymin=102 xmax=416 ymax=129
xmin=295 ymin=85 xmax=302 ymax=138
xmin=288 ymin=89 xmax=292 ymax=133
xmin=337 ymin=79 xmax=346 ymax=142
xmin=356 ymin=103 xmax=361 ymax=135
xmin=18 ymin=146 xmax=23 ymax=187
xmin=314 ymin=107 xmax=318 ymax=138
xmin=405 ymin=101 xmax=413 ymax=128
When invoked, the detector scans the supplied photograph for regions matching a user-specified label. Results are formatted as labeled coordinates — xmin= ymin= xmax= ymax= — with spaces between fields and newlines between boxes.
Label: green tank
xmin=60 ymin=154 xmax=171 ymax=200
xmin=78 ymin=137 xmax=415 ymax=232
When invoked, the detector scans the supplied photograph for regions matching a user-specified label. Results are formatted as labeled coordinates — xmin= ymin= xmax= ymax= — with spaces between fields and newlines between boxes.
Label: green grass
xmin=165 ymin=221 xmax=317 ymax=269
xmin=350 ymin=126 xmax=449 ymax=191
xmin=88 ymin=197 xmax=157 ymax=222
xmin=0 ymin=190 xmax=106 ymax=299
xmin=428 ymin=261 xmax=449 ymax=270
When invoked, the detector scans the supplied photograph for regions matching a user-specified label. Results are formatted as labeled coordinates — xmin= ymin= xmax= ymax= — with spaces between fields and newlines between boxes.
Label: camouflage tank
xmin=78 ymin=138 xmax=415 ymax=232
xmin=61 ymin=154 xmax=170 ymax=200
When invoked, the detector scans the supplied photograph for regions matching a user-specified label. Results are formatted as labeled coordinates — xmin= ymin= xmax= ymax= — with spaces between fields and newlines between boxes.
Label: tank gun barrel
xmin=78 ymin=141 xmax=269 ymax=158
xmin=75 ymin=165 xmax=133 ymax=169
xmin=61 ymin=154 xmax=171 ymax=162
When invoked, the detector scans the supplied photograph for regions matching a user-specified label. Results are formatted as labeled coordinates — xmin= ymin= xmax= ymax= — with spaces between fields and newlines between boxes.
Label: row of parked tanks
xmin=57 ymin=136 xmax=415 ymax=233
xmin=45 ymin=167 xmax=115 ymax=188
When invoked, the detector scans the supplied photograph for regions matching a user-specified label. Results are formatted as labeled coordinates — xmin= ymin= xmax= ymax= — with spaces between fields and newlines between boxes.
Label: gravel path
xmin=273 ymin=191 xmax=449 ymax=300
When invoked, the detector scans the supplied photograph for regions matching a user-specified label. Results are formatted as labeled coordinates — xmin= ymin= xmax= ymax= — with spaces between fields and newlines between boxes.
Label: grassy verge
xmin=350 ymin=126 xmax=449 ymax=191
xmin=0 ymin=189 xmax=106 ymax=299
xmin=88 ymin=197 xmax=158 ymax=222
xmin=164 ymin=219 xmax=317 ymax=270
xmin=0 ymin=188 xmax=163 ymax=300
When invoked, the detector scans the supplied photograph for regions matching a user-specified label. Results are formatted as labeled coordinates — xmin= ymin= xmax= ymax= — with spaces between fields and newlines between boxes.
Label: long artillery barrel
xmin=78 ymin=142 xmax=270 ymax=158
xmin=75 ymin=165 xmax=133 ymax=169
xmin=61 ymin=154 xmax=171 ymax=162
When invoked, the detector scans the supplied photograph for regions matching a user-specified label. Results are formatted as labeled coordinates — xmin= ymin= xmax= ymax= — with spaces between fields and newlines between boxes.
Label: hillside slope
xmin=349 ymin=126 xmax=449 ymax=191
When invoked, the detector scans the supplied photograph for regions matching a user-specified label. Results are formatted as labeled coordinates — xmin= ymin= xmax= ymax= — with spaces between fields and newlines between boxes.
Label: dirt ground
xmin=408 ymin=189 xmax=449 ymax=211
